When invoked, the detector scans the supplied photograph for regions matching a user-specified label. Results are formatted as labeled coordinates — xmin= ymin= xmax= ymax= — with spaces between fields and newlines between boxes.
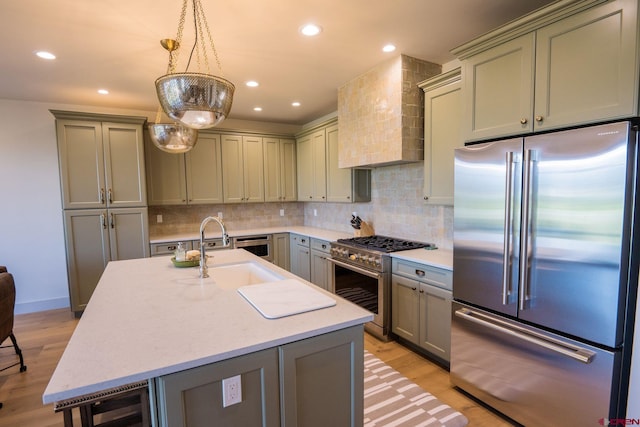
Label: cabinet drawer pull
xmin=520 ymin=118 xmax=528 ymax=125
xmin=415 ymin=269 xmax=425 ymax=277
xmin=167 ymin=245 xmax=177 ymax=251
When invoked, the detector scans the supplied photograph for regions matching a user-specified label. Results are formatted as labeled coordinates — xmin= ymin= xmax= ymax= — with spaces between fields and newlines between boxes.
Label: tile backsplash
xmin=303 ymin=162 xmax=453 ymax=249
xmin=149 ymin=162 xmax=453 ymax=249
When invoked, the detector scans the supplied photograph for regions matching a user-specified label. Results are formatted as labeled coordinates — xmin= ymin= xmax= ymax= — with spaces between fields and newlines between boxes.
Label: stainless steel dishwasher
xmin=232 ymin=235 xmax=272 ymax=261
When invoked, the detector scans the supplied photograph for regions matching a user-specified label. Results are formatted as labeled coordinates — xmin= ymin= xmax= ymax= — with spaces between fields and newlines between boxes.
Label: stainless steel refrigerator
xmin=451 ymin=121 xmax=639 ymax=426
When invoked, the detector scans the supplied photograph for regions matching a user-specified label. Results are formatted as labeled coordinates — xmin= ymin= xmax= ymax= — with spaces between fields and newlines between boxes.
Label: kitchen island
xmin=43 ymin=249 xmax=373 ymax=426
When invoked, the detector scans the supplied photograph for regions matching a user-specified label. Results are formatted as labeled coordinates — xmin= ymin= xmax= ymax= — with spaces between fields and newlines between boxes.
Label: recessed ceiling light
xmin=382 ymin=44 xmax=396 ymax=53
xmin=35 ymin=51 xmax=56 ymax=60
xmin=300 ymin=24 xmax=322 ymax=37
xmin=292 ymin=102 xmax=301 ymax=107
xmin=97 ymin=89 xmax=109 ymax=95
xmin=246 ymin=80 xmax=259 ymax=87
xmin=253 ymin=107 xmax=262 ymax=112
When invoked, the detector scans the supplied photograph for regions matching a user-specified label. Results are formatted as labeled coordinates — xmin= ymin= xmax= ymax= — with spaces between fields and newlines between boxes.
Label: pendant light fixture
xmin=149 ymin=39 xmax=199 ymax=153
xmin=155 ymin=0 xmax=235 ymax=130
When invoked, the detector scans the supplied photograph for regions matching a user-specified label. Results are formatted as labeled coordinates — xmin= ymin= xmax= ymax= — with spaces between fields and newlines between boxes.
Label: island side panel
xmin=152 ymin=348 xmax=280 ymax=427
xmin=279 ymin=325 xmax=365 ymax=427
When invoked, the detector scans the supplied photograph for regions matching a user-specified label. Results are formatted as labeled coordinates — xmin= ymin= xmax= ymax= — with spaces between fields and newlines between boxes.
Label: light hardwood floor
xmin=0 ymin=309 xmax=515 ymax=426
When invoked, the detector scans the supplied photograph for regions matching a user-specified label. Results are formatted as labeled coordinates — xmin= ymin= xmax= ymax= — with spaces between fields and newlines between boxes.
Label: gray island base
xmin=43 ymin=249 xmax=372 ymax=426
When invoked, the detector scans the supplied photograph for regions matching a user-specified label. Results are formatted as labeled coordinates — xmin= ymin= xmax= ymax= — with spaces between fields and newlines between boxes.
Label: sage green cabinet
xmin=289 ymin=233 xmax=310 ymax=281
xmin=272 ymin=232 xmax=290 ymax=270
xmin=325 ymin=124 xmax=352 ymax=202
xmin=419 ymin=69 xmax=462 ymax=206
xmin=391 ymin=259 xmax=452 ymax=363
xmin=152 ymin=325 xmax=364 ymax=427
xmin=145 ymin=133 xmax=223 ymax=205
xmin=457 ymin=0 xmax=639 ymax=142
xmin=296 ymin=129 xmax=327 ymax=201
xmin=63 ymin=207 xmax=149 ymax=312
xmin=221 ymin=134 xmax=264 ymax=203
xmin=264 ymin=138 xmax=297 ymax=202
xmin=279 ymin=325 xmax=364 ymax=427
xmin=310 ymin=238 xmax=331 ymax=291
xmin=53 ymin=111 xmax=147 ymax=210
xmin=296 ymin=119 xmax=370 ymax=203
xmin=154 ymin=348 xmax=280 ymax=427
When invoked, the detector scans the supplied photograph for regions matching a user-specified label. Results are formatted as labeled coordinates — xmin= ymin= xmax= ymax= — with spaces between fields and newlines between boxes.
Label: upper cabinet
xmin=454 ymin=0 xmax=639 ymax=142
xmin=296 ymin=119 xmax=371 ymax=203
xmin=145 ymin=132 xmax=223 ymax=205
xmin=53 ymin=111 xmax=147 ymax=209
xmin=296 ymin=129 xmax=327 ymax=202
xmin=419 ymin=69 xmax=463 ymax=206
xmin=264 ymin=137 xmax=297 ymax=202
xmin=221 ymin=134 xmax=265 ymax=203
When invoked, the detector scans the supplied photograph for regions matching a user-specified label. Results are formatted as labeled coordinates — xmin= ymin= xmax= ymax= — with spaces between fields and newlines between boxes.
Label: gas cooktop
xmin=336 ymin=235 xmax=435 ymax=253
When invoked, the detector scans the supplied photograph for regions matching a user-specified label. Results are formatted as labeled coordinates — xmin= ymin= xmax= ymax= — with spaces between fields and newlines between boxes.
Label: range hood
xmin=338 ymin=54 xmax=441 ymax=168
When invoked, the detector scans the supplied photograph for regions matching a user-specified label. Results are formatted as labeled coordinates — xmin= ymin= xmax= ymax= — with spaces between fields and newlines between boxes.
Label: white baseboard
xmin=15 ymin=297 xmax=70 ymax=315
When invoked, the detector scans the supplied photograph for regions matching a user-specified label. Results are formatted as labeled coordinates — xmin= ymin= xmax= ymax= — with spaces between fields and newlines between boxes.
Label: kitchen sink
xmin=208 ymin=261 xmax=284 ymax=287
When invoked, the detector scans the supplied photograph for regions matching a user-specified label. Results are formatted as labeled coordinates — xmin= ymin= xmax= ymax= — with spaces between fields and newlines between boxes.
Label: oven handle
xmin=327 ymin=257 xmax=383 ymax=280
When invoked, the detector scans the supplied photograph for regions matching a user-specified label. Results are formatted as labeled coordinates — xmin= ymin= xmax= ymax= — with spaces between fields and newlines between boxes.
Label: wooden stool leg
xmin=62 ymin=408 xmax=74 ymax=427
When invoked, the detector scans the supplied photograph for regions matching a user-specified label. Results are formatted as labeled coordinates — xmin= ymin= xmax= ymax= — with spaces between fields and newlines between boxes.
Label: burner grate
xmin=337 ymin=235 xmax=432 ymax=253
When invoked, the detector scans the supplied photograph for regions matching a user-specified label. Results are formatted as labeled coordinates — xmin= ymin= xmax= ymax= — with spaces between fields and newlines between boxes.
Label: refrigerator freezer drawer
xmin=450 ymin=301 xmax=620 ymax=426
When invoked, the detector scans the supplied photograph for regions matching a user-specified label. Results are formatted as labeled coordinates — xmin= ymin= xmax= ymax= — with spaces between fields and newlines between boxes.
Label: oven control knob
xmin=349 ymin=254 xmax=357 ymax=261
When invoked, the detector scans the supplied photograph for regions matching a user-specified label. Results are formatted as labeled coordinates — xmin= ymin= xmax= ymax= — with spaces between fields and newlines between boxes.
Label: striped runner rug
xmin=364 ymin=351 xmax=469 ymax=427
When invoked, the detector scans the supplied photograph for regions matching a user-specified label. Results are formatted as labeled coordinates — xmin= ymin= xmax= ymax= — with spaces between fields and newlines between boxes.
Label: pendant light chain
xmin=195 ymin=0 xmax=224 ymax=74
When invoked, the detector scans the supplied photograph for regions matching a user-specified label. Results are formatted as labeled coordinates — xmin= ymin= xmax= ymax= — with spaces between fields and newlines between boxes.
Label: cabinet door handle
xmin=535 ymin=115 xmax=543 ymax=122
xmin=520 ymin=118 xmax=528 ymax=125
xmin=109 ymin=213 xmax=115 ymax=229
xmin=415 ymin=269 xmax=425 ymax=277
xmin=423 ymin=196 xmax=429 ymax=201
xmin=100 ymin=188 xmax=105 ymax=204
xmin=419 ymin=289 xmax=424 ymax=293
xmin=411 ymin=287 xmax=417 ymax=291
xmin=108 ymin=188 xmax=113 ymax=204
xmin=100 ymin=214 xmax=106 ymax=229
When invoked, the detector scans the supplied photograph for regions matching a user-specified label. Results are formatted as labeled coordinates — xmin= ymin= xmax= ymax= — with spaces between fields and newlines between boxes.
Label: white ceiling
xmin=2 ymin=0 xmax=555 ymax=125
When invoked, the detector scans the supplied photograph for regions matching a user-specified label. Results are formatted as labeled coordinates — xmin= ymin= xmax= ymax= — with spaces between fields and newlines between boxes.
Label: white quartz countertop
xmin=43 ymin=249 xmax=372 ymax=404
xmin=150 ymin=226 xmax=352 ymax=245
xmin=390 ymin=248 xmax=453 ymax=271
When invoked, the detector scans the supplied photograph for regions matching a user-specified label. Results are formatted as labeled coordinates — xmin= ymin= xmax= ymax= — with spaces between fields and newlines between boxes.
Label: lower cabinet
xmin=63 ymin=207 xmax=149 ymax=313
xmin=310 ymin=238 xmax=330 ymax=290
xmin=289 ymin=233 xmax=310 ymax=281
xmin=152 ymin=325 xmax=364 ymax=427
xmin=391 ymin=259 xmax=452 ymax=363
xmin=272 ymin=232 xmax=290 ymax=270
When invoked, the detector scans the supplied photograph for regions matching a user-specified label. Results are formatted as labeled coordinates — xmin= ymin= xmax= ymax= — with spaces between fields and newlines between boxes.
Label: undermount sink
xmin=208 ymin=261 xmax=284 ymax=286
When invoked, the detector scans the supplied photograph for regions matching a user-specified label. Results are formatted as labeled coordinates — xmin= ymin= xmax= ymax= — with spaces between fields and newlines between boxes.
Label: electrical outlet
xmin=217 ymin=211 xmax=223 ymax=219
xmin=280 ymin=209 xmax=284 ymax=216
xmin=222 ymin=375 xmax=242 ymax=407
xmin=313 ymin=209 xmax=317 ymax=217
xmin=157 ymin=215 xmax=163 ymax=224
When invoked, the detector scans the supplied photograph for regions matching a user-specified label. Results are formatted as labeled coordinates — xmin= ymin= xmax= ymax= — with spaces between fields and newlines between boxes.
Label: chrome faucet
xmin=199 ymin=216 xmax=231 ymax=278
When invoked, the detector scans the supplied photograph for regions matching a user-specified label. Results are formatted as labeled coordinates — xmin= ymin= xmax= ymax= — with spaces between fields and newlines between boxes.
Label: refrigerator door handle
xmin=502 ymin=151 xmax=521 ymax=305
xmin=519 ymin=149 xmax=535 ymax=310
xmin=455 ymin=308 xmax=596 ymax=364
xmin=502 ymin=152 xmax=514 ymax=305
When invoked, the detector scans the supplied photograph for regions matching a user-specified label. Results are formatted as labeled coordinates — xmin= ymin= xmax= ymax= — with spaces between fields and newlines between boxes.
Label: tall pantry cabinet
xmin=51 ymin=110 xmax=149 ymax=314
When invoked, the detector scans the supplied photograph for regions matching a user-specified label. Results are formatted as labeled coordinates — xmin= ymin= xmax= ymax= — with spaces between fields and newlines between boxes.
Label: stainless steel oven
xmin=233 ymin=235 xmax=272 ymax=261
xmin=329 ymin=236 xmax=434 ymax=341
xmin=328 ymin=255 xmax=390 ymax=340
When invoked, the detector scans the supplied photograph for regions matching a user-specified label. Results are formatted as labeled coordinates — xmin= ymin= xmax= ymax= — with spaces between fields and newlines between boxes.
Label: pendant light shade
xmin=155 ymin=0 xmax=234 ymax=130
xmin=155 ymin=72 xmax=234 ymax=129
xmin=148 ymin=122 xmax=199 ymax=154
